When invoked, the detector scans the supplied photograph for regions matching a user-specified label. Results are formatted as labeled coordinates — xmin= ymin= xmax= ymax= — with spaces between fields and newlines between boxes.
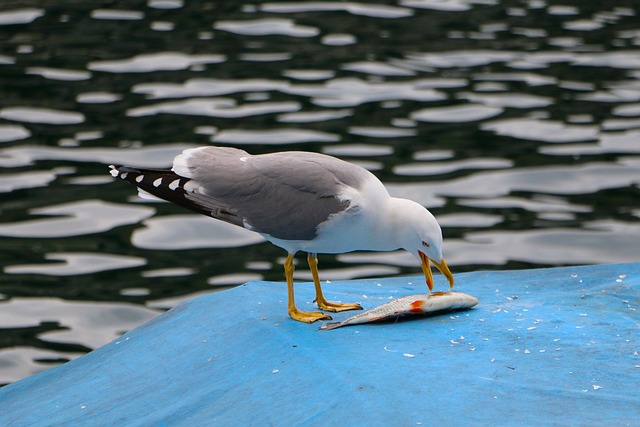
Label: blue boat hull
xmin=1 ymin=263 xmax=638 ymax=426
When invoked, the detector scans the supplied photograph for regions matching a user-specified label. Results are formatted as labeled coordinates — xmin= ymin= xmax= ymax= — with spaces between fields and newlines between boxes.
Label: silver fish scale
xmin=320 ymin=292 xmax=478 ymax=330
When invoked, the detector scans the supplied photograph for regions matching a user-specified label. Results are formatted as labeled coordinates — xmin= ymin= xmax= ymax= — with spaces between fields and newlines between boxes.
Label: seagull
xmin=109 ymin=146 xmax=454 ymax=323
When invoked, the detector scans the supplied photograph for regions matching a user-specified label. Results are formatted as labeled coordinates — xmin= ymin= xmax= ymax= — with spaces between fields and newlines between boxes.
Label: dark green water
xmin=1 ymin=0 xmax=639 ymax=384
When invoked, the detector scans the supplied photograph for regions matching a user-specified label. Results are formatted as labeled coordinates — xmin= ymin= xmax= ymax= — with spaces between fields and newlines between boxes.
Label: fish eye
xmin=421 ymin=241 xmax=430 ymax=248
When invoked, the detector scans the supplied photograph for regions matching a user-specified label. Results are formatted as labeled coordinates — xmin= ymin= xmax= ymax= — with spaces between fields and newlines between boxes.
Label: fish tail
xmin=319 ymin=322 xmax=344 ymax=330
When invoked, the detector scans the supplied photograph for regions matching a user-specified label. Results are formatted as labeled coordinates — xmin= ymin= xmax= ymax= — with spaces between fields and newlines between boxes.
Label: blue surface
xmin=1 ymin=263 xmax=639 ymax=426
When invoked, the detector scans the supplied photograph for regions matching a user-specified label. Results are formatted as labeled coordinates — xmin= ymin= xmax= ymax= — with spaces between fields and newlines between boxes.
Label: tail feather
xmin=109 ymin=165 xmax=243 ymax=227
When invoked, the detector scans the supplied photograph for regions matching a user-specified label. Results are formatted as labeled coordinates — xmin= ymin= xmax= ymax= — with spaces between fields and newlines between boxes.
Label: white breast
xmin=269 ymin=174 xmax=400 ymax=255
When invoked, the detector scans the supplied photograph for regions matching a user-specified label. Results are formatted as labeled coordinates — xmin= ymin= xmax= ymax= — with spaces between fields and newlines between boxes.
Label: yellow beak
xmin=419 ymin=251 xmax=454 ymax=291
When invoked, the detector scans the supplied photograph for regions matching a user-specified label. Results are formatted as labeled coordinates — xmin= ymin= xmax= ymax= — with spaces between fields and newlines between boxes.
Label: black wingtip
xmin=110 ymin=164 xmax=139 ymax=173
xmin=110 ymin=165 xmax=152 ymax=181
xmin=109 ymin=164 xmax=243 ymax=227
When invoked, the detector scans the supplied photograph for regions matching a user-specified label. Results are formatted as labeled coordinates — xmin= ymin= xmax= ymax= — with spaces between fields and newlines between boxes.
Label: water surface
xmin=1 ymin=0 xmax=639 ymax=384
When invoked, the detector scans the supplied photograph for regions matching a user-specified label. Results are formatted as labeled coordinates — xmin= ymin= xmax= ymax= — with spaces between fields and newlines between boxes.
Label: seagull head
xmin=396 ymin=199 xmax=454 ymax=291
xmin=417 ymin=242 xmax=454 ymax=292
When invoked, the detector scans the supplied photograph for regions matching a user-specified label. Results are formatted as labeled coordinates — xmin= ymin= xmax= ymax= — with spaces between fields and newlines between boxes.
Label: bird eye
xmin=422 ymin=241 xmax=430 ymax=248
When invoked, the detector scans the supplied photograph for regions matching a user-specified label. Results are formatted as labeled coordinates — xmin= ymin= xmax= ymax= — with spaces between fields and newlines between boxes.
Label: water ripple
xmin=260 ymin=2 xmax=413 ymax=18
xmin=393 ymin=158 xmax=512 ymax=176
xmin=411 ymin=104 xmax=503 ymax=123
xmin=148 ymin=0 xmax=184 ymax=9
xmin=342 ymin=61 xmax=416 ymax=76
xmin=348 ymin=126 xmax=416 ymax=138
xmin=76 ymin=92 xmax=123 ymax=104
xmin=603 ymin=118 xmax=640 ymax=131
xmin=482 ymin=118 xmax=599 ymax=143
xmin=322 ymin=144 xmax=393 ymax=157
xmin=131 ymin=215 xmax=264 ymax=250
xmin=134 ymin=78 xmax=289 ymax=99
xmin=0 ymin=54 xmax=15 ymax=65
xmin=460 ymin=220 xmax=640 ymax=265
xmin=572 ymin=51 xmax=640 ymax=70
xmin=278 ymin=109 xmax=352 ymax=123
xmin=293 ymin=265 xmax=401 ymax=281
xmin=458 ymin=196 xmax=591 ymax=213
xmin=0 ymin=143 xmax=195 ymax=168
xmin=0 ymin=125 xmax=30 ymax=143
xmin=90 ymin=9 xmax=144 ymax=20
xmin=282 ymin=69 xmax=335 ymax=80
xmin=387 ymin=161 xmax=640 ymax=203
xmin=89 ymin=52 xmax=225 ymax=73
xmin=4 ymin=253 xmax=147 ymax=276
xmin=0 ymin=200 xmax=155 ymax=238
xmin=25 ymin=67 xmax=92 ymax=81
xmin=321 ymin=33 xmax=357 ymax=46
xmin=458 ymin=92 xmax=553 ymax=108
xmin=437 ymin=212 xmax=503 ymax=228
xmin=614 ymin=103 xmax=640 ymax=117
xmin=208 ymin=273 xmax=264 ymax=286
xmin=405 ymin=50 xmax=519 ymax=68
xmin=400 ymin=0 xmax=478 ymax=12
xmin=141 ymin=267 xmax=194 ymax=278
xmin=214 ymin=18 xmax=319 ymax=37
xmin=284 ymin=77 xmax=447 ymax=107
xmin=212 ymin=128 xmax=340 ymax=145
xmin=0 ymin=8 xmax=44 ymax=25
xmin=539 ymin=130 xmax=640 ymax=156
xmin=0 ymin=297 xmax=158 ymax=375
xmin=338 ymin=220 xmax=640 ymax=268
xmin=127 ymin=98 xmax=300 ymax=119
xmin=0 ymin=107 xmax=84 ymax=125
xmin=474 ymin=72 xmax=557 ymax=86
xmin=0 ymin=348 xmax=83 ymax=385
xmin=0 ymin=170 xmax=60 ymax=192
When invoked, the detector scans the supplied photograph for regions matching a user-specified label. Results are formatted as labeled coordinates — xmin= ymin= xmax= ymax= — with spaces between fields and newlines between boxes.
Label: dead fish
xmin=319 ymin=291 xmax=478 ymax=330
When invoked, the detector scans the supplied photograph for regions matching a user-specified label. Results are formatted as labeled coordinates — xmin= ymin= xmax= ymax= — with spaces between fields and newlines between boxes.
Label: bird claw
xmin=315 ymin=299 xmax=363 ymax=313
xmin=289 ymin=308 xmax=332 ymax=323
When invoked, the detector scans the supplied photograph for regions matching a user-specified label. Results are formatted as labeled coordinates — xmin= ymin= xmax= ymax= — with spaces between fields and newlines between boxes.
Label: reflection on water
xmin=1 ymin=0 xmax=639 ymax=384
xmin=0 ymin=298 xmax=158 ymax=383
xmin=131 ymin=215 xmax=265 ymax=250
xmin=0 ymin=200 xmax=154 ymax=238
xmin=4 ymin=252 xmax=147 ymax=276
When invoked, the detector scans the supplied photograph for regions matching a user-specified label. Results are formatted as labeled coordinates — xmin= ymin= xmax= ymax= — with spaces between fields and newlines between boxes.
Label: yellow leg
xmin=285 ymin=254 xmax=331 ymax=323
xmin=308 ymin=254 xmax=362 ymax=313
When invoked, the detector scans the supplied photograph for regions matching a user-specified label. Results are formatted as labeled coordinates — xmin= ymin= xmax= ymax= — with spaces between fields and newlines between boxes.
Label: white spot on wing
xmin=183 ymin=180 xmax=200 ymax=193
xmin=135 ymin=175 xmax=144 ymax=183
xmin=109 ymin=169 xmax=119 ymax=177
xmin=121 ymin=172 xmax=128 ymax=179
xmin=153 ymin=178 xmax=162 ymax=187
xmin=169 ymin=179 xmax=180 ymax=190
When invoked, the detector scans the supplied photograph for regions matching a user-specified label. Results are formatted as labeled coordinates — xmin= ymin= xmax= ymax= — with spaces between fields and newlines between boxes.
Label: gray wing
xmin=162 ymin=147 xmax=371 ymax=241
xmin=178 ymin=148 xmax=371 ymax=240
